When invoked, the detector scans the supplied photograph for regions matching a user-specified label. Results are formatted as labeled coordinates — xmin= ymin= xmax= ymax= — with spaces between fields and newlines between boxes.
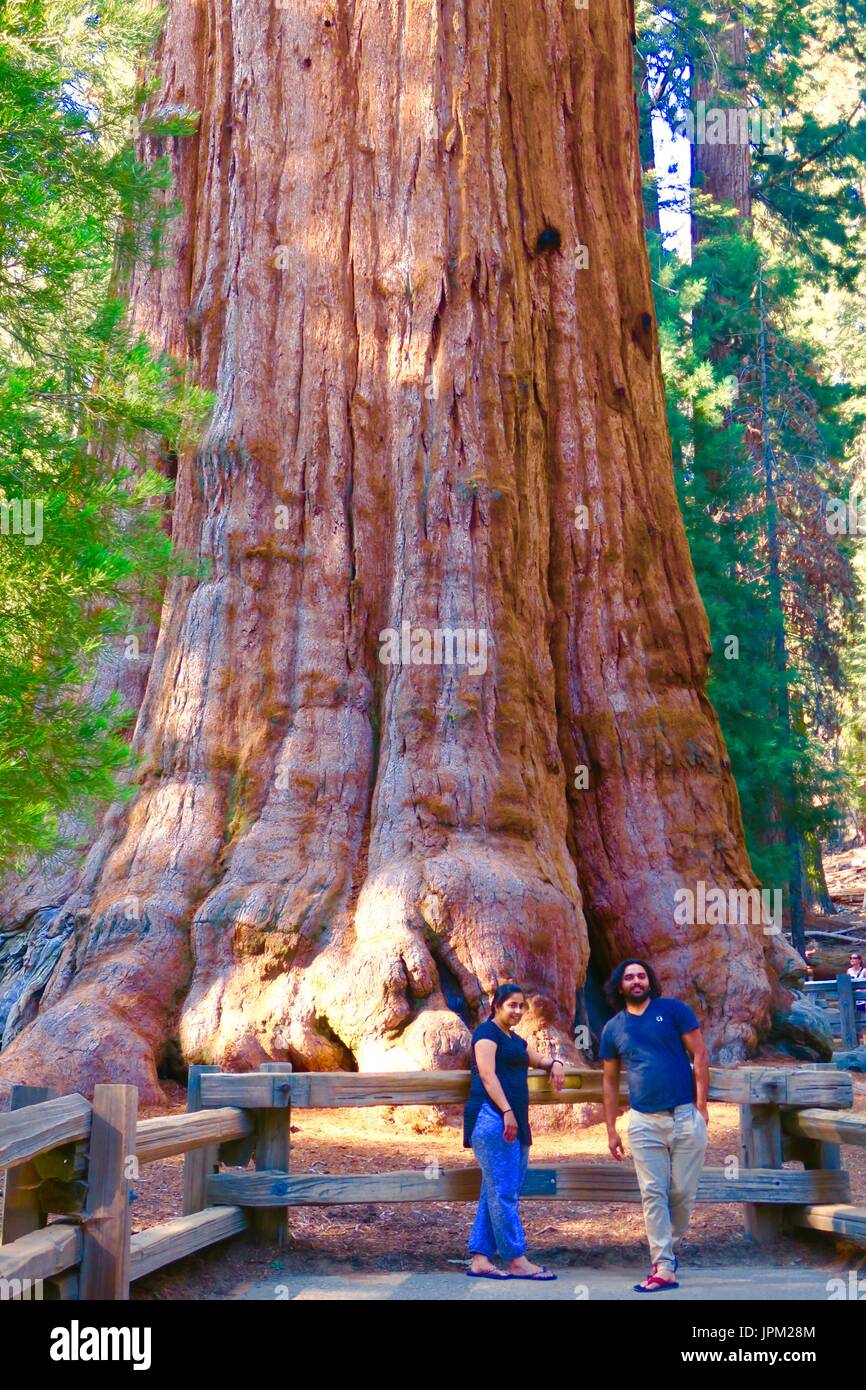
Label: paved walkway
xmin=228 ymin=1266 xmax=841 ymax=1301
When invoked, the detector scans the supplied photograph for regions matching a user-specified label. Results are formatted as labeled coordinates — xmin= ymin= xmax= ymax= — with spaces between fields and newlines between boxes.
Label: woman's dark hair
xmin=489 ymin=982 xmax=526 ymax=1018
xmin=603 ymin=959 xmax=663 ymax=1012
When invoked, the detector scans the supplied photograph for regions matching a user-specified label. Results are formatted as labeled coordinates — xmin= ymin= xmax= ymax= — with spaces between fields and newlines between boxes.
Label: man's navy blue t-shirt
xmin=598 ymin=997 xmax=699 ymax=1113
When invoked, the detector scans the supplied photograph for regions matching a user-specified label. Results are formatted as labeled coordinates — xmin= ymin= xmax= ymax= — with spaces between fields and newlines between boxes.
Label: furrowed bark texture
xmin=692 ymin=19 xmax=752 ymax=232
xmin=0 ymin=0 xmax=777 ymax=1102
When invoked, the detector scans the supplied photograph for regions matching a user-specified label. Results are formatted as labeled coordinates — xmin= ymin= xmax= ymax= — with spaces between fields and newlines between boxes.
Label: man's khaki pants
xmin=627 ymin=1102 xmax=708 ymax=1275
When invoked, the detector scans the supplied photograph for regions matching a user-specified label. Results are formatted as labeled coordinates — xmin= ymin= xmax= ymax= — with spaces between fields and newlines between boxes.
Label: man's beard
xmin=626 ymin=987 xmax=649 ymax=1002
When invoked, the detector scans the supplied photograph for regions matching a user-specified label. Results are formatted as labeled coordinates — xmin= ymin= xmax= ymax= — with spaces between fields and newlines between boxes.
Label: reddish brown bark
xmin=692 ymin=16 xmax=752 ymax=237
xmin=0 ymin=0 xmax=783 ymax=1103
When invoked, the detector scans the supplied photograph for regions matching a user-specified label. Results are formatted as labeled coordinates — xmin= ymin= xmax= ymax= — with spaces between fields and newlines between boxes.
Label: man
xmin=600 ymin=958 xmax=709 ymax=1293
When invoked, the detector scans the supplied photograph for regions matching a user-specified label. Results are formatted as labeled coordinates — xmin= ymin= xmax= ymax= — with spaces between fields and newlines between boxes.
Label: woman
xmin=464 ymin=982 xmax=565 ymax=1280
xmin=847 ymin=952 xmax=866 ymax=981
xmin=849 ymin=953 xmax=866 ymax=1029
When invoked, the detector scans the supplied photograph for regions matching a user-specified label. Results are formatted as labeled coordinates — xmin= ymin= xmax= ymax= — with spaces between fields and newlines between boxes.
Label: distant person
xmin=848 ymin=953 xmax=866 ymax=1024
xmin=847 ymin=952 xmax=866 ymax=981
xmin=600 ymin=959 xmax=709 ymax=1293
xmin=464 ymin=982 xmax=564 ymax=1280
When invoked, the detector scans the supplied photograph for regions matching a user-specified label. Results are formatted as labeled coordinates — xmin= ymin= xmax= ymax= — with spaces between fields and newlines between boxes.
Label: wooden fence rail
xmin=135 ymin=1107 xmax=253 ymax=1165
xmin=0 ymin=1093 xmax=91 ymax=1170
xmin=197 ymin=1064 xmax=854 ymax=1110
xmin=0 ymin=1063 xmax=864 ymax=1300
xmin=205 ymin=1163 xmax=849 ymax=1207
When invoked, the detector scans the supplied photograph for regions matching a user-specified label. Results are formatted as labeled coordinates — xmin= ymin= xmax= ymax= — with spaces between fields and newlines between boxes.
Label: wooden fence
xmin=1 ymin=1061 xmax=864 ymax=1300
xmin=803 ymin=974 xmax=866 ymax=1050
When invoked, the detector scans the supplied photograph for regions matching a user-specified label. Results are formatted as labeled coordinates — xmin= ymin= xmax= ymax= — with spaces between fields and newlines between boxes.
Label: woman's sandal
xmin=510 ymin=1267 xmax=557 ymax=1281
xmin=466 ymin=1267 xmax=511 ymax=1279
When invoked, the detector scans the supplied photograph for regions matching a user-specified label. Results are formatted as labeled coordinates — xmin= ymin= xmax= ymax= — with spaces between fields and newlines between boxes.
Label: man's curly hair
xmin=603 ymin=958 xmax=663 ymax=1012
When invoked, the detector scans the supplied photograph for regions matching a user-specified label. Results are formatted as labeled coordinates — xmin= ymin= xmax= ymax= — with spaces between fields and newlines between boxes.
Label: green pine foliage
xmin=0 ymin=0 xmax=209 ymax=866
xmin=658 ymin=238 xmax=861 ymax=888
xmin=654 ymin=237 xmax=801 ymax=888
xmin=639 ymin=0 xmax=866 ymax=898
xmin=636 ymin=0 xmax=866 ymax=283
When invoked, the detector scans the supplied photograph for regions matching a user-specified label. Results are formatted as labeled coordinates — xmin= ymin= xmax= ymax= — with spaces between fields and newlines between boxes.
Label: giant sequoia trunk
xmin=0 ymin=0 xmax=788 ymax=1103
xmin=691 ymin=17 xmax=752 ymax=237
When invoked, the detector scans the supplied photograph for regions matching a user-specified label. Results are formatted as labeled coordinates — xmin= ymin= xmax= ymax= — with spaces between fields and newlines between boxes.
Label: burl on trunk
xmin=0 ymin=0 xmax=784 ymax=1103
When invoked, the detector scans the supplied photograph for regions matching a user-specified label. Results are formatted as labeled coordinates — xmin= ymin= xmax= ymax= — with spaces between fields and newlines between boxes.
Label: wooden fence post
xmin=783 ymin=1117 xmax=842 ymax=1235
xmin=837 ymin=973 xmax=858 ymax=1050
xmin=740 ymin=1102 xmax=784 ymax=1242
xmin=0 ymin=1085 xmax=79 ymax=1299
xmin=79 ymin=1083 xmax=138 ymax=1301
xmin=1 ymin=1085 xmax=56 ymax=1247
xmin=182 ymin=1065 xmax=221 ymax=1216
xmin=252 ymin=1062 xmax=292 ymax=1246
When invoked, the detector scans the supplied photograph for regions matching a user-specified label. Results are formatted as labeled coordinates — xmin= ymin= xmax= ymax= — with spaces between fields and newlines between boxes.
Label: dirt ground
xmin=823 ymin=845 xmax=866 ymax=903
xmin=130 ymin=1073 xmax=866 ymax=1300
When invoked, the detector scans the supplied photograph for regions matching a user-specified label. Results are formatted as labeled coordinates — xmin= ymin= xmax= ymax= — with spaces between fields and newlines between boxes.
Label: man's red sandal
xmin=633 ymin=1265 xmax=679 ymax=1293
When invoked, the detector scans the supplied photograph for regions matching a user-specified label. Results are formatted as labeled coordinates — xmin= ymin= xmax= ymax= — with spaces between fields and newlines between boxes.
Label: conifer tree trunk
xmin=692 ymin=16 xmax=752 ymax=238
xmin=0 ymin=0 xmax=782 ymax=1101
